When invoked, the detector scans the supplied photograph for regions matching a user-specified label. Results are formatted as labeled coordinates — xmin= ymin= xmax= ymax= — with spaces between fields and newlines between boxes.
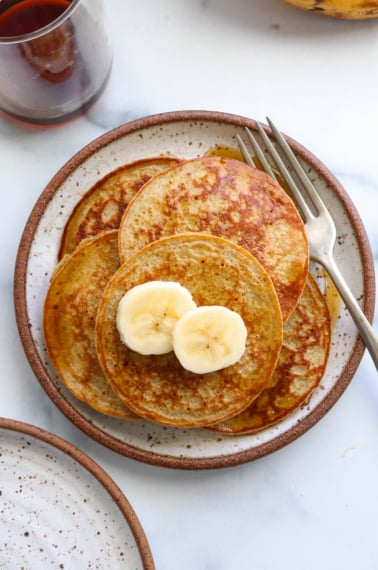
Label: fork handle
xmin=320 ymin=255 xmax=378 ymax=371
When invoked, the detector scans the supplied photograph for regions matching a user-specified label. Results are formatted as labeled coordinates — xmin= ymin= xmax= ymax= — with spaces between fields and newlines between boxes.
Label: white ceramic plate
xmin=14 ymin=110 xmax=375 ymax=469
xmin=0 ymin=417 xmax=154 ymax=568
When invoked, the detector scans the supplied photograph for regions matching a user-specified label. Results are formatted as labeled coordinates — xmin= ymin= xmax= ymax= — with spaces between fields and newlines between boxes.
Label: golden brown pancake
xmin=58 ymin=156 xmax=180 ymax=260
xmin=118 ymin=156 xmax=309 ymax=322
xmin=43 ymin=230 xmax=136 ymax=419
xmin=95 ymin=233 xmax=283 ymax=428
xmin=210 ymin=274 xmax=331 ymax=434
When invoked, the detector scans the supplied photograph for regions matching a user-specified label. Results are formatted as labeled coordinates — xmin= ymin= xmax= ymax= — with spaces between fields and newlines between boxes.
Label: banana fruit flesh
xmin=117 ymin=281 xmax=247 ymax=373
xmin=173 ymin=306 xmax=247 ymax=375
xmin=283 ymin=0 xmax=378 ymax=19
xmin=117 ymin=281 xmax=196 ymax=355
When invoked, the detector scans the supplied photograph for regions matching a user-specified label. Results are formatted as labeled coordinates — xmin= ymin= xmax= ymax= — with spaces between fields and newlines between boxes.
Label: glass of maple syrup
xmin=0 ymin=0 xmax=112 ymax=125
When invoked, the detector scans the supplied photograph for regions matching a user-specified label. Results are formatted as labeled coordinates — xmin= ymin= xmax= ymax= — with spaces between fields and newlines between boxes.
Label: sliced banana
xmin=116 ymin=281 xmax=197 ymax=355
xmin=172 ymin=306 xmax=247 ymax=374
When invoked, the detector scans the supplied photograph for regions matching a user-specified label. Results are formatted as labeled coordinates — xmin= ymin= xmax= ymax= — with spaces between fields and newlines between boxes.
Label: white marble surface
xmin=1 ymin=0 xmax=378 ymax=568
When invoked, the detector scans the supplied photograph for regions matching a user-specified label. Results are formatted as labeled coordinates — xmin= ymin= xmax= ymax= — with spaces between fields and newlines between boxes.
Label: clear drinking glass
xmin=0 ymin=0 xmax=112 ymax=125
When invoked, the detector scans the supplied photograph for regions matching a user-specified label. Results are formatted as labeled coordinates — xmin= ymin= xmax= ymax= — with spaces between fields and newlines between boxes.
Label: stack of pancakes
xmin=44 ymin=154 xmax=331 ymax=434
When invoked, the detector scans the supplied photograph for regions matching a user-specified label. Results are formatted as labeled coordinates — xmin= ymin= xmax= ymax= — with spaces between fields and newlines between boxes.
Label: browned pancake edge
xmin=44 ymin=230 xmax=137 ymax=419
xmin=210 ymin=273 xmax=331 ymax=434
xmin=58 ymin=156 xmax=180 ymax=260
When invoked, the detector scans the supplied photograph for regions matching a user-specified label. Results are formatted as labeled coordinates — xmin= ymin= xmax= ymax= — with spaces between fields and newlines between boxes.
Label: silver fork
xmin=237 ymin=117 xmax=378 ymax=371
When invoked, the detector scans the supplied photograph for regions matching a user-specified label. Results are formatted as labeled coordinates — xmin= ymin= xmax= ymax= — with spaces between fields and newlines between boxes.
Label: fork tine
xmin=235 ymin=134 xmax=256 ymax=170
xmin=266 ymin=117 xmax=325 ymax=215
xmin=237 ymin=132 xmax=277 ymax=181
xmin=243 ymin=128 xmax=277 ymax=182
xmin=254 ymin=122 xmax=312 ymax=221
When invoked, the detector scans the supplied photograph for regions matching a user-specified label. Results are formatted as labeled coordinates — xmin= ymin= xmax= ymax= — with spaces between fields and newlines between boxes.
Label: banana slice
xmin=173 ymin=306 xmax=247 ymax=374
xmin=116 ymin=281 xmax=196 ymax=355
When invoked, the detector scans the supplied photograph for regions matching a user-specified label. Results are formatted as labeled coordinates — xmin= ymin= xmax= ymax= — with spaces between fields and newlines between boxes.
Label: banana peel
xmin=282 ymin=0 xmax=378 ymax=19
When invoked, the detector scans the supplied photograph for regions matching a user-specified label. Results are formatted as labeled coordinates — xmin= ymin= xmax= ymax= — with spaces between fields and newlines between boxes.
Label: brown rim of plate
xmin=0 ymin=417 xmax=155 ymax=569
xmin=13 ymin=110 xmax=376 ymax=470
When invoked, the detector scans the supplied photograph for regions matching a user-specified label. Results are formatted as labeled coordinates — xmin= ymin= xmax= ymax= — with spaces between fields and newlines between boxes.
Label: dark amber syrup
xmin=0 ymin=0 xmax=72 ymax=37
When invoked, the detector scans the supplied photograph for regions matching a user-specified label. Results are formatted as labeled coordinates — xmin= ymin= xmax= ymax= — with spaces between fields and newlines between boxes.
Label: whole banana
xmin=283 ymin=0 xmax=378 ymax=19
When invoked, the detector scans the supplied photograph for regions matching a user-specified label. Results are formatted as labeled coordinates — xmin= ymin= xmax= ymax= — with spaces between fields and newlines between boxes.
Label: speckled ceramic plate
xmin=0 ymin=417 xmax=155 ymax=568
xmin=14 ymin=111 xmax=375 ymax=469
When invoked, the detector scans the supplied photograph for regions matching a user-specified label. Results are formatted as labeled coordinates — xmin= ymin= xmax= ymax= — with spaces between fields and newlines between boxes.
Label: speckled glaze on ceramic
xmin=0 ymin=417 xmax=155 ymax=569
xmin=14 ymin=111 xmax=375 ymax=469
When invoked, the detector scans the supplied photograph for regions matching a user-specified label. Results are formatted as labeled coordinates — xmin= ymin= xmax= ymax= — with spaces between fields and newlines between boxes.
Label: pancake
xmin=58 ymin=156 xmax=180 ymax=260
xmin=95 ymin=233 xmax=283 ymax=428
xmin=210 ymin=274 xmax=331 ymax=435
xmin=118 ymin=156 xmax=309 ymax=321
xmin=43 ymin=230 xmax=136 ymax=419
